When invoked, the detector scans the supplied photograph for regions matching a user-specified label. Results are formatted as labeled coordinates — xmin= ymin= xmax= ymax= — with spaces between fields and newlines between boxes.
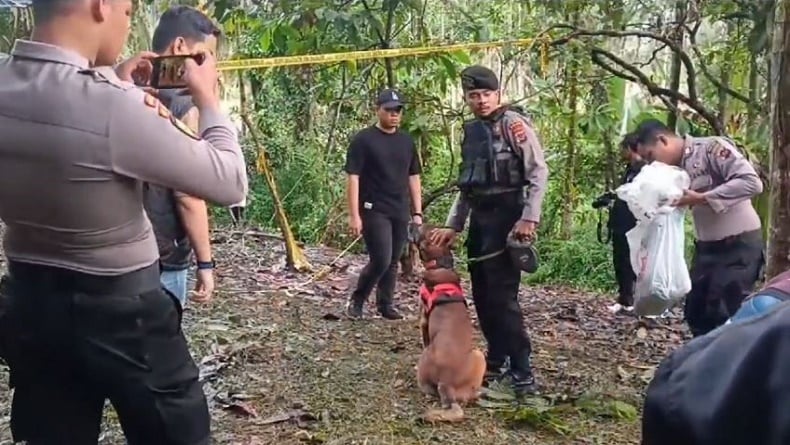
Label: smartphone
xmin=150 ymin=53 xmax=205 ymax=89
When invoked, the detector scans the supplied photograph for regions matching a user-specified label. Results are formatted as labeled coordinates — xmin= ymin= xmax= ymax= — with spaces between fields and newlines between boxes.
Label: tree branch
xmin=551 ymin=26 xmax=731 ymax=134
xmin=553 ymin=27 xmax=701 ymax=104
xmin=588 ymin=47 xmax=724 ymax=134
xmin=685 ymin=25 xmax=760 ymax=110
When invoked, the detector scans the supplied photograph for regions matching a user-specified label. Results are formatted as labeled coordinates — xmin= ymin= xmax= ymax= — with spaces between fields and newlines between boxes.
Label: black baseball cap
xmin=376 ymin=88 xmax=403 ymax=109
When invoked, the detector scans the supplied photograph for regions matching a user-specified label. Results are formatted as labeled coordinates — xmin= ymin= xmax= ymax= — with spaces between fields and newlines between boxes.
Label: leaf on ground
xmin=259 ymin=409 xmax=317 ymax=426
xmin=223 ymin=401 xmax=259 ymax=418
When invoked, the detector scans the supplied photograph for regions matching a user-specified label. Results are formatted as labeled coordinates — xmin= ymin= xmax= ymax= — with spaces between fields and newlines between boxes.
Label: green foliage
xmin=201 ymin=0 xmax=772 ymax=295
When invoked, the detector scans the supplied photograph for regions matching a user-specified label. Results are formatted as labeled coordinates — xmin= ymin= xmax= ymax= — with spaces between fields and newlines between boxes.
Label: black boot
xmin=345 ymin=293 xmax=365 ymax=319
xmin=483 ymin=356 xmax=507 ymax=386
xmin=509 ymin=354 xmax=538 ymax=396
xmin=377 ymin=305 xmax=403 ymax=320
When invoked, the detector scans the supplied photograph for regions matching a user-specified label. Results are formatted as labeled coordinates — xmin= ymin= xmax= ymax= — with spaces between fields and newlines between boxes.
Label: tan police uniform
xmin=680 ymin=135 xmax=764 ymax=337
xmin=444 ymin=93 xmax=549 ymax=393
xmin=0 ymin=39 xmax=247 ymax=445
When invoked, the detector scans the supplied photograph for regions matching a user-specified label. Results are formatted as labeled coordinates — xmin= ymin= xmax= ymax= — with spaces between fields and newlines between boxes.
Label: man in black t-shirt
xmin=344 ymin=89 xmax=423 ymax=320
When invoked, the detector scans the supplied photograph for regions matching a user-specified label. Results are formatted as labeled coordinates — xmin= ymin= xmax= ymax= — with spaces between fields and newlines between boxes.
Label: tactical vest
xmin=456 ymin=107 xmax=528 ymax=193
xmin=142 ymin=90 xmax=195 ymax=271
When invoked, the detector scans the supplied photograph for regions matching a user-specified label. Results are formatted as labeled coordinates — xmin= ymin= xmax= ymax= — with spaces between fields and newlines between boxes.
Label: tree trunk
xmin=766 ymin=0 xmax=790 ymax=279
xmin=666 ymin=0 xmax=686 ymax=129
xmin=559 ymin=55 xmax=579 ymax=240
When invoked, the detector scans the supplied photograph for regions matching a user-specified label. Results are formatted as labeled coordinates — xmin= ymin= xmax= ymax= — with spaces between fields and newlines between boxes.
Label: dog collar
xmin=423 ymin=255 xmax=455 ymax=270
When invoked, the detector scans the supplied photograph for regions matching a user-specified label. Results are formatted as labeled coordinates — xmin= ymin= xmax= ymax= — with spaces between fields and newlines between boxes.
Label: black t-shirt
xmin=343 ymin=125 xmax=421 ymax=220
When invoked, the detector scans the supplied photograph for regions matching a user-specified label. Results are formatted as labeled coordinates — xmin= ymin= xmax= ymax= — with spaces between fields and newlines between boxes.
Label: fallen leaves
xmin=0 ymin=225 xmax=690 ymax=444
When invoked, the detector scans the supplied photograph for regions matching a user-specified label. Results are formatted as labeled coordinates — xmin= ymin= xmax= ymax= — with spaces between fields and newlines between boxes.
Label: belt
xmin=7 ymin=260 xmax=161 ymax=296
xmin=695 ymin=229 xmax=762 ymax=254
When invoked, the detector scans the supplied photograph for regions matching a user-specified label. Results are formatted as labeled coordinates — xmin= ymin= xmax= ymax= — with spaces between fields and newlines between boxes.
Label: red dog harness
xmin=419 ymin=282 xmax=466 ymax=315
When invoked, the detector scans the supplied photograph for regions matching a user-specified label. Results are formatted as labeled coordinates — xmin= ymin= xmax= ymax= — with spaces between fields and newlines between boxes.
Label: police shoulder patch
xmin=170 ymin=115 xmax=201 ymax=140
xmin=508 ymin=119 xmax=528 ymax=143
xmin=143 ymin=93 xmax=159 ymax=109
xmin=158 ymin=104 xmax=171 ymax=119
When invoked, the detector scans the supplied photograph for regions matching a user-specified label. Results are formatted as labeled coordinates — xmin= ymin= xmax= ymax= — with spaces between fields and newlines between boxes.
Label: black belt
xmin=6 ymin=261 xmax=161 ymax=296
xmin=695 ymin=229 xmax=763 ymax=254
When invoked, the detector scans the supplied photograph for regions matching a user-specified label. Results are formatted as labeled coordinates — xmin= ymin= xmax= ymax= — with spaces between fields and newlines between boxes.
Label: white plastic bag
xmin=616 ymin=162 xmax=692 ymax=316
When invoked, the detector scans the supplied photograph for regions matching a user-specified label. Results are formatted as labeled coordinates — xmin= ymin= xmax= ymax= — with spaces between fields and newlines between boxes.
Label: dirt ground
xmin=0 ymin=228 xmax=688 ymax=445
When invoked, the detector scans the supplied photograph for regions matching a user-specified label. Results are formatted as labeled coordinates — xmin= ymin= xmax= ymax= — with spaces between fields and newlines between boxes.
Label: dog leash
xmin=467 ymin=249 xmax=506 ymax=264
xmin=298 ymin=235 xmax=362 ymax=286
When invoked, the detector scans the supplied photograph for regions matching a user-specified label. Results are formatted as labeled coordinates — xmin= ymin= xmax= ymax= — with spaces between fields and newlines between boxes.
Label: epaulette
xmin=77 ymin=67 xmax=134 ymax=91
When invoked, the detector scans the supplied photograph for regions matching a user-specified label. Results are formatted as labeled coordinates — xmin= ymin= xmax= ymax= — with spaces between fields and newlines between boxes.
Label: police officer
xmin=0 ymin=0 xmax=247 ymax=443
xmin=632 ymin=119 xmax=764 ymax=337
xmin=430 ymin=65 xmax=548 ymax=394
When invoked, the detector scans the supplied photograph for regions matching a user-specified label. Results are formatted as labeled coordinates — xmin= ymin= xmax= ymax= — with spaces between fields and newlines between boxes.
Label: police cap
xmin=460 ymin=65 xmax=499 ymax=92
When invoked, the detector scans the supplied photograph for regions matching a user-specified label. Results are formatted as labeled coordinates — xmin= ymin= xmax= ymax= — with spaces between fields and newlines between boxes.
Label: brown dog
xmin=414 ymin=224 xmax=486 ymax=422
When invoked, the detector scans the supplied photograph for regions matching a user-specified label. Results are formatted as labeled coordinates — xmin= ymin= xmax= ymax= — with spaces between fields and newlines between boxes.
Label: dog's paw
xmin=422 ymin=404 xmax=465 ymax=423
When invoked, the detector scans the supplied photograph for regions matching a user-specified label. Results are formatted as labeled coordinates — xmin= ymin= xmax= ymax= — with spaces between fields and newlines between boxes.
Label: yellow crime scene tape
xmin=216 ymin=38 xmax=550 ymax=72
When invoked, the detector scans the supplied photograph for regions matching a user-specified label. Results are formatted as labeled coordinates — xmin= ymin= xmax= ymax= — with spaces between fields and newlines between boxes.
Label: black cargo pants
xmin=466 ymin=191 xmax=532 ymax=371
xmin=684 ymin=230 xmax=764 ymax=337
xmin=611 ymin=230 xmax=635 ymax=306
xmin=351 ymin=210 xmax=408 ymax=309
xmin=0 ymin=261 xmax=210 ymax=445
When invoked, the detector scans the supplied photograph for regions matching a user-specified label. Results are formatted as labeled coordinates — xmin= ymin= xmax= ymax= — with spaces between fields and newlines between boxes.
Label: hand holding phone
xmin=181 ymin=52 xmax=221 ymax=110
xmin=150 ymin=53 xmax=206 ymax=89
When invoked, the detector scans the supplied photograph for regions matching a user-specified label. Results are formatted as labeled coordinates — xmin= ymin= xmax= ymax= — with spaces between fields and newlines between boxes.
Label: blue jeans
xmin=160 ymin=269 xmax=189 ymax=307
xmin=727 ymin=294 xmax=784 ymax=325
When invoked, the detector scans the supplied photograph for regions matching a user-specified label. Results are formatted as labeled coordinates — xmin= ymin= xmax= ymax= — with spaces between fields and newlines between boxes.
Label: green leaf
xmin=438 ymin=55 xmax=457 ymax=79
xmin=451 ymin=50 xmax=471 ymax=65
xmin=259 ymin=28 xmax=272 ymax=52
xmin=609 ymin=400 xmax=638 ymax=421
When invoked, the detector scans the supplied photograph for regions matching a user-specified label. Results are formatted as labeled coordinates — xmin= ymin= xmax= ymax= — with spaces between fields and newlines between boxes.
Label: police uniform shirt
xmin=681 ymin=135 xmax=762 ymax=241
xmin=0 ymin=40 xmax=248 ymax=275
xmin=445 ymin=109 xmax=549 ymax=230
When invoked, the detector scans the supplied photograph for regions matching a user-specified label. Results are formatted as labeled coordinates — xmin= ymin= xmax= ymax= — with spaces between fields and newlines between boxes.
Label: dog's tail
xmin=423 ymin=383 xmax=465 ymax=423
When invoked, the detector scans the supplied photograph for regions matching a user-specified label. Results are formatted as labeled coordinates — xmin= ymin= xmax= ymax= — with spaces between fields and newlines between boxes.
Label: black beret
xmin=460 ymin=65 xmax=499 ymax=92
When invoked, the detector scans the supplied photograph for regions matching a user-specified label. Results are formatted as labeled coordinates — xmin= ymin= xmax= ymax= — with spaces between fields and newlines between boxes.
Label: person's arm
xmin=702 ymin=138 xmax=764 ymax=213
xmin=347 ymin=175 xmax=360 ymax=218
xmin=108 ymin=88 xmax=247 ymax=206
xmin=445 ymin=193 xmax=470 ymax=232
xmin=344 ymin=133 xmax=365 ymax=220
xmin=408 ymin=139 xmax=423 ymax=218
xmin=505 ymin=112 xmax=549 ymax=223
xmin=174 ymin=106 xmax=212 ymax=263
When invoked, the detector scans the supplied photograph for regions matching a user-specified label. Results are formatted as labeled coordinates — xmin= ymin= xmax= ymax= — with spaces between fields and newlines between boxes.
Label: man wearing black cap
xmin=430 ymin=65 xmax=549 ymax=395
xmin=344 ymin=88 xmax=423 ymax=320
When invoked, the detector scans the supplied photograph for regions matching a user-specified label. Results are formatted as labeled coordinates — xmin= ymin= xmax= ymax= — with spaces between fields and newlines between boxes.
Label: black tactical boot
xmin=510 ymin=354 xmax=538 ymax=396
xmin=483 ymin=357 xmax=507 ymax=386
xmin=344 ymin=294 xmax=365 ymax=320
xmin=378 ymin=305 xmax=403 ymax=320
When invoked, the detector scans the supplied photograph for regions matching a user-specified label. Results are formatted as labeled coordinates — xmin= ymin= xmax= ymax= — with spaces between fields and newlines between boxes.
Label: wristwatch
xmin=197 ymin=260 xmax=215 ymax=270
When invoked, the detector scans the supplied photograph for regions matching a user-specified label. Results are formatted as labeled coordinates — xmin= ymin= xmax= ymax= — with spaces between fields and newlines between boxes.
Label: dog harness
xmin=419 ymin=282 xmax=467 ymax=315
